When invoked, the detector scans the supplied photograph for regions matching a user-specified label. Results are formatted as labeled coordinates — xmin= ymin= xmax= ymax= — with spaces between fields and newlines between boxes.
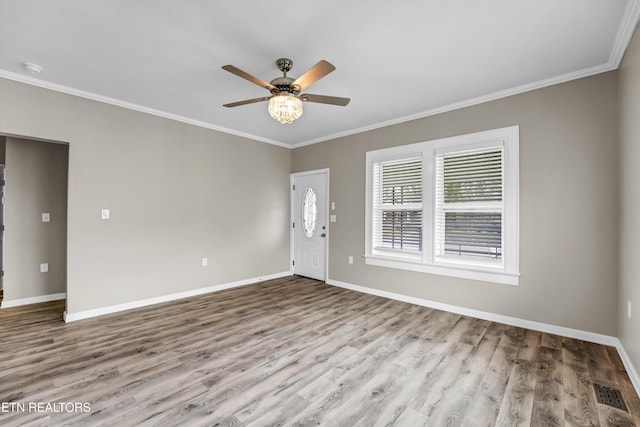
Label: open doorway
xmin=0 ymin=135 xmax=68 ymax=310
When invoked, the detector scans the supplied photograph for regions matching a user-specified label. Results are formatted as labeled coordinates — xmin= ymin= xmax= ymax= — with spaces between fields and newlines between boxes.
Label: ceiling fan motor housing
xmin=269 ymin=76 xmax=300 ymax=95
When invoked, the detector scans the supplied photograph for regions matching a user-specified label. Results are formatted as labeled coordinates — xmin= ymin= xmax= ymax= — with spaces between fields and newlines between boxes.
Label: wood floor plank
xmin=0 ymin=276 xmax=638 ymax=426
xmin=495 ymin=359 xmax=536 ymax=426
xmin=289 ymin=335 xmax=416 ymax=425
xmin=462 ymin=324 xmax=523 ymax=426
xmin=243 ymin=394 xmax=309 ymax=427
xmin=234 ymin=346 xmax=357 ymax=425
xmin=563 ymin=360 xmax=600 ymax=427
xmin=319 ymin=361 xmax=410 ymax=426
xmin=531 ymin=346 xmax=565 ymax=426
xmin=408 ymin=355 xmax=467 ymax=417
xmin=541 ymin=332 xmax=563 ymax=351
xmin=393 ymin=407 xmax=430 ymax=426
xmin=597 ymin=406 xmax=636 ymax=427
xmin=518 ymin=329 xmax=542 ymax=362
xmin=426 ymin=368 xmax=484 ymax=426
xmin=463 ymin=321 xmax=504 ymax=375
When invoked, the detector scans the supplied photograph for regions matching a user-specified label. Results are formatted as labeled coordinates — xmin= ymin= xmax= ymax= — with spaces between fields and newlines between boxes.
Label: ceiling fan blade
xmin=291 ymin=60 xmax=336 ymax=91
xmin=301 ymin=94 xmax=350 ymax=106
xmin=222 ymin=65 xmax=276 ymax=91
xmin=223 ymin=96 xmax=271 ymax=108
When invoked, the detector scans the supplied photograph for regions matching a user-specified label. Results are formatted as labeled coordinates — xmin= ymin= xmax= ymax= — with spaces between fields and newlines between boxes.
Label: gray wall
xmin=4 ymin=137 xmax=68 ymax=302
xmin=293 ymin=71 xmax=619 ymax=336
xmin=0 ymin=78 xmax=291 ymax=314
xmin=619 ymin=25 xmax=640 ymax=379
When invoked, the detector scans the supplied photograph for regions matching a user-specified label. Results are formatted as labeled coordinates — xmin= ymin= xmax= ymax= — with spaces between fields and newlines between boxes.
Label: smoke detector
xmin=22 ymin=62 xmax=43 ymax=75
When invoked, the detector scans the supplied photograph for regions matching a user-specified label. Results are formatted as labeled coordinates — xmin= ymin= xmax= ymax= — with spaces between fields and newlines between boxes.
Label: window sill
xmin=364 ymin=255 xmax=519 ymax=286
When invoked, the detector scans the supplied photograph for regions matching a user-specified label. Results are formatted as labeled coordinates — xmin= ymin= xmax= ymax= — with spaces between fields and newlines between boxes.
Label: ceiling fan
xmin=222 ymin=58 xmax=350 ymax=124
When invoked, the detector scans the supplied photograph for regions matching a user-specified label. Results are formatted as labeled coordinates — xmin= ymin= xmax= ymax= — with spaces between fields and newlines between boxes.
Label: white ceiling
xmin=1 ymin=0 xmax=638 ymax=148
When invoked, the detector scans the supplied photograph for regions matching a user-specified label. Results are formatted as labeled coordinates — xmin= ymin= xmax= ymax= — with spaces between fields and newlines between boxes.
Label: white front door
xmin=292 ymin=170 xmax=327 ymax=281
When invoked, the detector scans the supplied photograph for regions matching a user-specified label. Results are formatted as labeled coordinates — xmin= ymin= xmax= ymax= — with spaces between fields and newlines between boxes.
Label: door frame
xmin=290 ymin=168 xmax=330 ymax=281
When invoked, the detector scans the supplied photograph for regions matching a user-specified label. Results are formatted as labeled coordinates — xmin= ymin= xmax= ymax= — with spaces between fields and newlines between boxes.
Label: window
xmin=435 ymin=148 xmax=503 ymax=264
xmin=372 ymin=158 xmax=423 ymax=255
xmin=365 ymin=126 xmax=519 ymax=285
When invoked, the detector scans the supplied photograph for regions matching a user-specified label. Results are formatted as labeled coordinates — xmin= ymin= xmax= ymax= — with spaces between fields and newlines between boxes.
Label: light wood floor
xmin=0 ymin=276 xmax=638 ymax=426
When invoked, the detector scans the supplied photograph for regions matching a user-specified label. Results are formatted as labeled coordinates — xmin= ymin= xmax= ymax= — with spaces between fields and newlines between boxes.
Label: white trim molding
xmin=2 ymin=0 xmax=638 ymax=154
xmin=1 ymin=292 xmax=66 ymax=309
xmin=0 ymin=71 xmax=289 ymax=148
xmin=326 ymin=278 xmax=640 ymax=396
xmin=63 ymin=271 xmax=290 ymax=323
xmin=290 ymin=64 xmax=615 ymax=148
xmin=364 ymin=256 xmax=520 ymax=286
xmin=615 ymin=342 xmax=640 ymax=398
xmin=326 ymin=279 xmax=617 ymax=345
xmin=610 ymin=0 xmax=640 ymax=67
xmin=293 ymin=0 xmax=640 ymax=151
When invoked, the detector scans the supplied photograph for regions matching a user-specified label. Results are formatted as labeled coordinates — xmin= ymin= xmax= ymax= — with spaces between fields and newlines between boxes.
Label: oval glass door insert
xmin=303 ymin=188 xmax=317 ymax=238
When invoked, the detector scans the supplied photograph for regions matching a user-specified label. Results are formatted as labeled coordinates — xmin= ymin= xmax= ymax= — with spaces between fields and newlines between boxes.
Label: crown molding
xmin=290 ymin=62 xmax=615 ymax=148
xmin=610 ymin=0 xmax=640 ymax=67
xmin=0 ymin=58 xmax=622 ymax=151
xmin=2 ymin=0 xmax=638 ymax=151
xmin=0 ymin=70 xmax=290 ymax=149
xmin=291 ymin=0 xmax=640 ymax=148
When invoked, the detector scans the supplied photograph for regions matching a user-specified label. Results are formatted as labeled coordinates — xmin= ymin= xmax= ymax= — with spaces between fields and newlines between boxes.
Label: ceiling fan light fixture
xmin=223 ymin=58 xmax=349 ymax=122
xmin=268 ymin=93 xmax=303 ymax=124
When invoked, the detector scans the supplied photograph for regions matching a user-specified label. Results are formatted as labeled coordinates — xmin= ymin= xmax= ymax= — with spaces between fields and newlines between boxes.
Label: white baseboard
xmin=1 ymin=292 xmax=66 ymax=308
xmin=326 ymin=279 xmax=618 ymax=345
xmin=326 ymin=278 xmax=640 ymax=396
xmin=614 ymin=339 xmax=640 ymax=398
xmin=63 ymin=271 xmax=291 ymax=323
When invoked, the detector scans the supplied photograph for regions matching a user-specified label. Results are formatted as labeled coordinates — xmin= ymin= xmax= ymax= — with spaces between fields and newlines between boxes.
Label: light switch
xmin=42 ymin=213 xmax=50 ymax=222
xmin=40 ymin=263 xmax=49 ymax=273
xmin=330 ymin=215 xmax=337 ymax=223
xmin=101 ymin=209 xmax=110 ymax=220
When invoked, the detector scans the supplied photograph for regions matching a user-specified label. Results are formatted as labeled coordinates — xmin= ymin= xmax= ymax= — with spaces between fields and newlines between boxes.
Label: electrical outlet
xmin=348 ymin=256 xmax=353 ymax=264
xmin=628 ymin=301 xmax=632 ymax=319
xmin=40 ymin=263 xmax=48 ymax=273
xmin=101 ymin=209 xmax=110 ymax=220
xmin=42 ymin=213 xmax=50 ymax=222
xmin=202 ymin=258 xmax=208 ymax=267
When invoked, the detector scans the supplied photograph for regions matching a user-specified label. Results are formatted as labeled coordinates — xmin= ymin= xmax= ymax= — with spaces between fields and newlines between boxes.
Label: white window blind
xmin=365 ymin=125 xmax=518 ymax=285
xmin=373 ymin=158 xmax=423 ymax=253
xmin=435 ymin=148 xmax=504 ymax=263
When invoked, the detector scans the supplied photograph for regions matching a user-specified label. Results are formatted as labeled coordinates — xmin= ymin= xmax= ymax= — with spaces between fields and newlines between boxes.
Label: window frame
xmin=372 ymin=156 xmax=424 ymax=261
xmin=365 ymin=126 xmax=519 ymax=286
